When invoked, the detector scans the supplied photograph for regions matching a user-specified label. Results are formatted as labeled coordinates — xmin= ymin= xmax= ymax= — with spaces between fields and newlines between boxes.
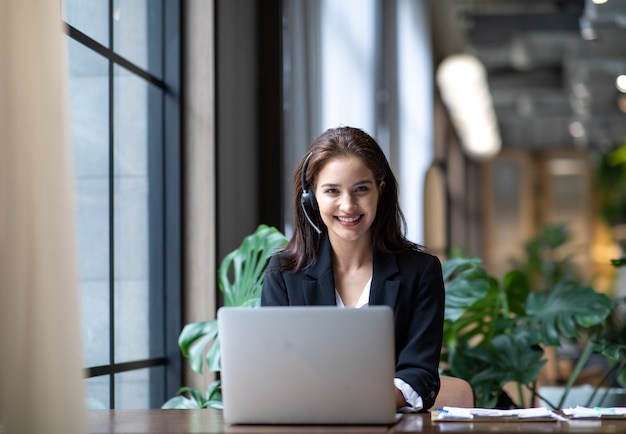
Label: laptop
xmin=217 ymin=306 xmax=398 ymax=425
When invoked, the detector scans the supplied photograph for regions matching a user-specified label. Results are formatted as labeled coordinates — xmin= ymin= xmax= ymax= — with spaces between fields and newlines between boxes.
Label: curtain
xmin=0 ymin=0 xmax=87 ymax=433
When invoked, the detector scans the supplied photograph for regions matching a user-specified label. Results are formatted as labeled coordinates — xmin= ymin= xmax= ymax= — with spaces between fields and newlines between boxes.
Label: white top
xmin=335 ymin=277 xmax=372 ymax=308
xmin=335 ymin=279 xmax=424 ymax=412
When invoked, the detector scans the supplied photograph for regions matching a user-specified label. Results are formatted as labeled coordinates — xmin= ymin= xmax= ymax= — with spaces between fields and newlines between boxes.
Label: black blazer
xmin=261 ymin=235 xmax=445 ymax=410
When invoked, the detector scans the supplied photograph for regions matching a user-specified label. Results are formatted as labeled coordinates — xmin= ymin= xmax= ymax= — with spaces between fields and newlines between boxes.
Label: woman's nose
xmin=339 ymin=193 xmax=357 ymax=212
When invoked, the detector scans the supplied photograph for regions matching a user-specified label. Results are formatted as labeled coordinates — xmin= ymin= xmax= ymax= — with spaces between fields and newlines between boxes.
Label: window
xmin=63 ymin=0 xmax=181 ymax=409
xmin=281 ymin=0 xmax=433 ymax=243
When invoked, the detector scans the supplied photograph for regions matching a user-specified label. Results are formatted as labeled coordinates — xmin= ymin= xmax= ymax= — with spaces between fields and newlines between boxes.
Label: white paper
xmin=563 ymin=406 xmax=626 ymax=418
xmin=435 ymin=406 xmax=557 ymax=420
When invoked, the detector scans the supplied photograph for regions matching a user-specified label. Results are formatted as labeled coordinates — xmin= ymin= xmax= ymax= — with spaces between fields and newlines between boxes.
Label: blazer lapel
xmin=303 ymin=235 xmax=336 ymax=305
xmin=369 ymin=249 xmax=400 ymax=309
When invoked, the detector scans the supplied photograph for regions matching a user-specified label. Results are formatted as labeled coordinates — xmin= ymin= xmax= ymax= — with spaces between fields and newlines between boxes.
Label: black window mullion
xmin=147 ymin=0 xmax=166 ymax=408
xmin=86 ymin=357 xmax=167 ymax=378
xmin=108 ymin=0 xmax=115 ymax=409
xmin=65 ymin=25 xmax=164 ymax=89
xmin=161 ymin=0 xmax=183 ymax=405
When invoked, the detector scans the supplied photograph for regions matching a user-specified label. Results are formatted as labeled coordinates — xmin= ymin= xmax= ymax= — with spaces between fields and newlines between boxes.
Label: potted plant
xmin=595 ymin=140 xmax=626 ymax=238
xmin=440 ymin=224 xmax=625 ymax=409
xmin=162 ymin=224 xmax=288 ymax=409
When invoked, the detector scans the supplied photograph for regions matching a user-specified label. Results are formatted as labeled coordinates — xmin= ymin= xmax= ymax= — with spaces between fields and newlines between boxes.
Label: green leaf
xmin=597 ymin=342 xmax=626 ymax=361
xmin=205 ymin=334 xmax=221 ymax=372
xmin=178 ymin=320 xmax=218 ymax=357
xmin=205 ymin=380 xmax=222 ymax=401
xmin=611 ymin=257 xmax=626 ymax=268
xmin=471 ymin=334 xmax=546 ymax=387
xmin=444 ymin=275 xmax=506 ymax=349
xmin=501 ymin=269 xmax=530 ymax=316
xmin=188 ymin=332 xmax=216 ymax=374
xmin=523 ymin=281 xmax=614 ymax=345
xmin=442 ymin=257 xmax=484 ymax=281
xmin=161 ymin=395 xmax=198 ymax=409
xmin=473 ymin=383 xmax=501 ymax=409
xmin=443 ymin=258 xmax=491 ymax=322
xmin=161 ymin=387 xmax=205 ymax=409
xmin=219 ymin=224 xmax=287 ymax=307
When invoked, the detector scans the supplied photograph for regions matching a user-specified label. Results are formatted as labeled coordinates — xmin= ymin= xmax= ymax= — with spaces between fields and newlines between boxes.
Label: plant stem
xmin=557 ymin=339 xmax=594 ymax=410
xmin=500 ymin=280 xmax=510 ymax=317
xmin=530 ymin=379 xmax=538 ymax=408
xmin=517 ymin=383 xmax=525 ymax=408
xmin=585 ymin=361 xmax=626 ymax=407
xmin=529 ymin=385 xmax=559 ymax=410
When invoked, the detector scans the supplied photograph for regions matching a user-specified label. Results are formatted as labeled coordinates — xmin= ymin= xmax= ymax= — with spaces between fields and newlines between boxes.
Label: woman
xmin=261 ymin=126 xmax=444 ymax=412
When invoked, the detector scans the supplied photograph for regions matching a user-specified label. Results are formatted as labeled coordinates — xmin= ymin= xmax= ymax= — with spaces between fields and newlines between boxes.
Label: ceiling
xmin=441 ymin=0 xmax=626 ymax=152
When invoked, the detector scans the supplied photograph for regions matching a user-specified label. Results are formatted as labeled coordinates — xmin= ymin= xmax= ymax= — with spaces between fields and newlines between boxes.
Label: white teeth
xmin=338 ymin=215 xmax=361 ymax=223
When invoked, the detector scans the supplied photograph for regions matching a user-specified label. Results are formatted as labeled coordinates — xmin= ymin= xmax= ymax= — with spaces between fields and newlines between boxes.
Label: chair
xmin=432 ymin=376 xmax=475 ymax=409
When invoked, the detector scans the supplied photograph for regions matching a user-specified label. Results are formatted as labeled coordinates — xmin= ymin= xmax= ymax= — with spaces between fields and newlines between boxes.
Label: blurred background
xmin=57 ymin=0 xmax=626 ymax=409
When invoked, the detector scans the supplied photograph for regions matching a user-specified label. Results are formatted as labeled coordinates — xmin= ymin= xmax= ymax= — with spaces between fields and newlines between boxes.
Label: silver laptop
xmin=218 ymin=306 xmax=398 ymax=425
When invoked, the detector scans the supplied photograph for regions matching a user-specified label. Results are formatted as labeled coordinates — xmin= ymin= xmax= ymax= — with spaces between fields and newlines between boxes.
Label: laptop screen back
xmin=218 ymin=306 xmax=397 ymax=425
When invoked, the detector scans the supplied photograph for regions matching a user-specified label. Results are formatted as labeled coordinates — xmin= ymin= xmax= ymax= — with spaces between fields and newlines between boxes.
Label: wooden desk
xmin=88 ymin=409 xmax=626 ymax=433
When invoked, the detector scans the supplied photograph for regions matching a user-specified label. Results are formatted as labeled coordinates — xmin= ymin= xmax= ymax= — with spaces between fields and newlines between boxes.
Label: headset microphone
xmin=300 ymin=152 xmax=322 ymax=234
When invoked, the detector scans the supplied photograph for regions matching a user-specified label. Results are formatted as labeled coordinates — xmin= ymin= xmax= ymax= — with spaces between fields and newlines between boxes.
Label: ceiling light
xmin=616 ymin=75 xmax=626 ymax=93
xmin=436 ymin=53 xmax=502 ymax=161
xmin=592 ymin=0 xmax=608 ymax=4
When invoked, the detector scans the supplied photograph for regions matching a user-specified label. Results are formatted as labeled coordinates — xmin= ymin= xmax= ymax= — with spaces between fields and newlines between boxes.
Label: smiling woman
xmin=261 ymin=126 xmax=446 ymax=412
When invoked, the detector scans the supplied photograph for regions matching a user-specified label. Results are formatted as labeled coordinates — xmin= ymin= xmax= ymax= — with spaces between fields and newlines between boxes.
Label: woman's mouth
xmin=336 ymin=215 xmax=363 ymax=224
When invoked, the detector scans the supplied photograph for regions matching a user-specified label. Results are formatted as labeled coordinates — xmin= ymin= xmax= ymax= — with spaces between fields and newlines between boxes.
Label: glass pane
xmin=115 ymin=367 xmax=165 ymax=409
xmin=493 ymin=160 xmax=522 ymax=230
xmin=113 ymin=0 xmax=164 ymax=78
xmin=63 ymin=0 xmax=109 ymax=48
xmin=86 ymin=375 xmax=110 ymax=410
xmin=546 ymin=157 xmax=590 ymax=281
xmin=67 ymin=37 xmax=111 ymax=367
xmin=488 ymin=158 xmax=526 ymax=278
xmin=548 ymin=158 xmax=586 ymax=214
xmin=113 ymin=66 xmax=164 ymax=362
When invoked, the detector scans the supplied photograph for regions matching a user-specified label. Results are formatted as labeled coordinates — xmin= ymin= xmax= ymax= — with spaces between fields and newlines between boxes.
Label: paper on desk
xmin=432 ymin=406 xmax=559 ymax=422
xmin=563 ymin=406 xmax=626 ymax=418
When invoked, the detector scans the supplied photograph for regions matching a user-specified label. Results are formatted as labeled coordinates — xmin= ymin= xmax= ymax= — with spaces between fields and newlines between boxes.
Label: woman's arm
xmin=394 ymin=253 xmax=445 ymax=410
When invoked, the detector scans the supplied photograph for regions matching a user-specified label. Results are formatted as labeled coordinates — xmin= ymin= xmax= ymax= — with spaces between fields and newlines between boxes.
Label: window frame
xmin=63 ymin=0 xmax=182 ymax=409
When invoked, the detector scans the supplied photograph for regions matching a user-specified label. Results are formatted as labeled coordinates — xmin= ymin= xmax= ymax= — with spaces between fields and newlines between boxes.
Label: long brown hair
xmin=278 ymin=126 xmax=419 ymax=271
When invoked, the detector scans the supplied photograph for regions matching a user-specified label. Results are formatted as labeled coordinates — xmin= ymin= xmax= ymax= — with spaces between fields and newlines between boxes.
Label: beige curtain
xmin=0 ymin=1 xmax=87 ymax=433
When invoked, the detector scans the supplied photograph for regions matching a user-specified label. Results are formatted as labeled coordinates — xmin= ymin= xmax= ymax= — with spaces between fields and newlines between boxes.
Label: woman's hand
xmin=395 ymin=386 xmax=408 ymax=409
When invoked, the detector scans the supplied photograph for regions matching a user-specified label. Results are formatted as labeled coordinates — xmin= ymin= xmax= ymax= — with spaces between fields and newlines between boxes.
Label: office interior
xmin=1 ymin=0 xmax=625 ymax=432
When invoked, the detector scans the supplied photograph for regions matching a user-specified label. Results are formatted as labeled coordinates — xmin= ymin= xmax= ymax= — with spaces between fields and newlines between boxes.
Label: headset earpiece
xmin=301 ymin=152 xmax=322 ymax=234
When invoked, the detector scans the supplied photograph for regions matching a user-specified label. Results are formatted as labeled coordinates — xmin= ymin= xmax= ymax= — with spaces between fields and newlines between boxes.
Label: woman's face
xmin=314 ymin=155 xmax=382 ymax=244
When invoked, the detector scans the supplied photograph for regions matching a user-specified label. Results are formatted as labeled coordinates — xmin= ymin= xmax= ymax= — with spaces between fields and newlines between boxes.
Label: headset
xmin=300 ymin=152 xmax=322 ymax=234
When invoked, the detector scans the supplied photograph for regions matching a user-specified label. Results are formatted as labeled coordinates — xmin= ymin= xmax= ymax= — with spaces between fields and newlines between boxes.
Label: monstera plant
xmin=440 ymin=225 xmax=623 ymax=409
xmin=162 ymin=224 xmax=288 ymax=409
